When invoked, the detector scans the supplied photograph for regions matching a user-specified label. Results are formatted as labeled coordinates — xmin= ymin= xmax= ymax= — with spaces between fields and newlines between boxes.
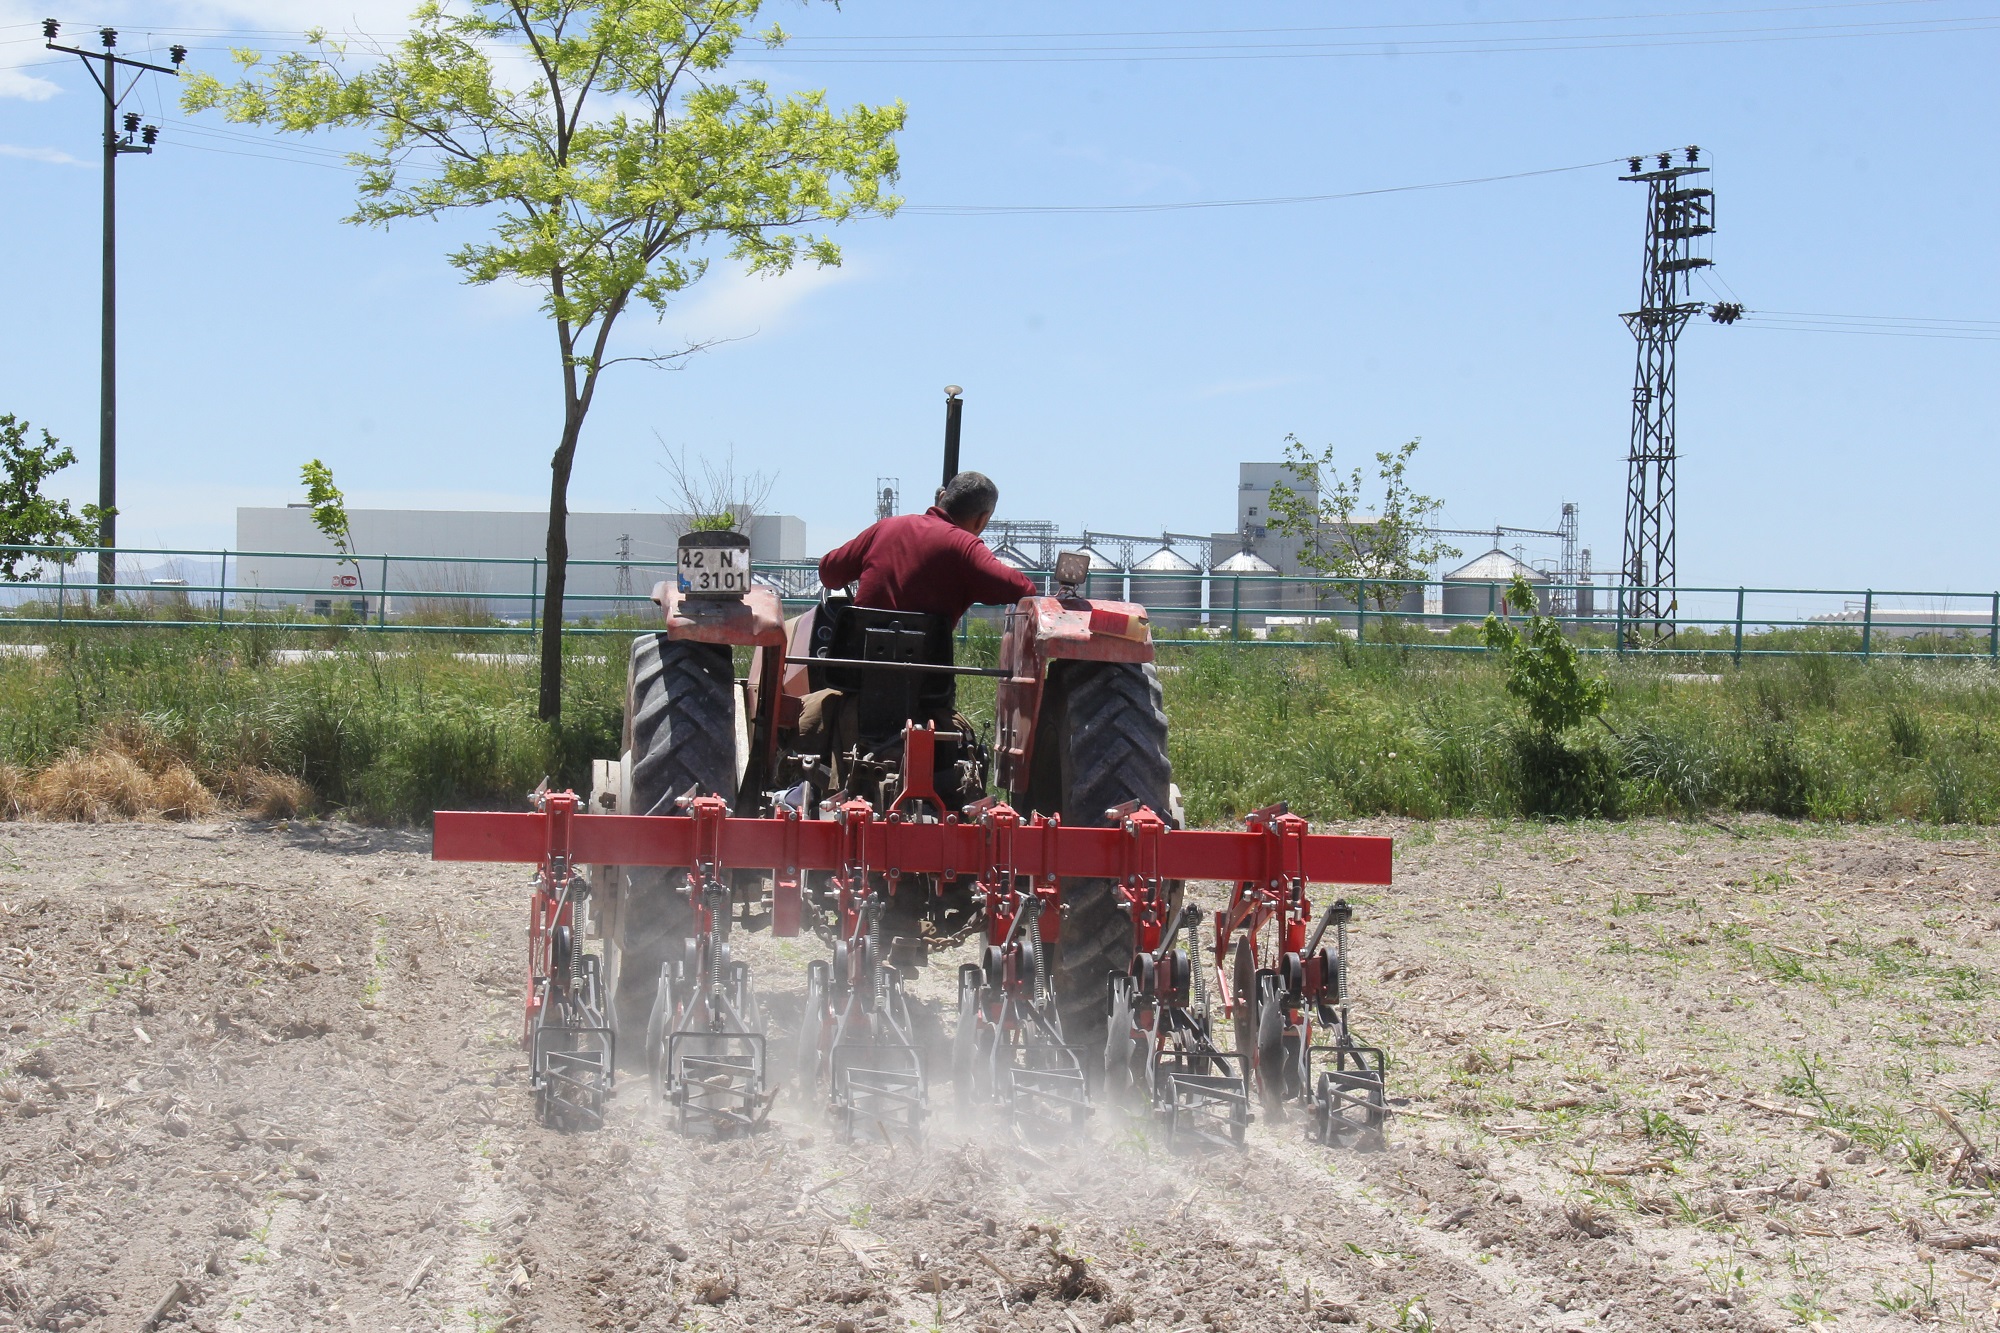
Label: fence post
xmin=1733 ymin=587 xmax=1744 ymax=665
xmin=219 ymin=550 xmax=228 ymax=627
xmin=1861 ymin=591 xmax=1873 ymax=658
xmin=378 ymin=554 xmax=389 ymax=629
xmin=1356 ymin=580 xmax=1367 ymax=645
xmin=56 ymin=559 xmax=65 ymax=627
xmin=1615 ymin=586 xmax=1626 ymax=658
xmin=1231 ymin=575 xmax=1240 ymax=639
xmin=530 ymin=557 xmax=540 ymax=634
xmin=1990 ymin=591 xmax=1998 ymax=663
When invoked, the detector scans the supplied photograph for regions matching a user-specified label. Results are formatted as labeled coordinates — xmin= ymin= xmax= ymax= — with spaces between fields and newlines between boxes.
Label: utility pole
xmin=43 ymin=20 xmax=184 ymax=604
xmin=614 ymin=533 xmax=632 ymax=600
xmin=940 ymin=385 xmax=963 ymax=489
xmin=1618 ymin=146 xmax=1714 ymax=644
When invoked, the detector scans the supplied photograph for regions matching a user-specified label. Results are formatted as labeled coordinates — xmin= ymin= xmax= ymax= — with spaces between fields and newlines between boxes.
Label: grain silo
xmin=1129 ymin=546 xmax=1201 ymax=629
xmin=1211 ymin=548 xmax=1282 ymax=628
xmin=1073 ymin=544 xmax=1121 ymax=600
xmin=1441 ymin=549 xmax=1551 ymax=625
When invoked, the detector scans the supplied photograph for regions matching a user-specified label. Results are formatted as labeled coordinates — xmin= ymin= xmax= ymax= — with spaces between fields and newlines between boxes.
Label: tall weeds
xmin=1160 ymin=647 xmax=2000 ymax=826
xmin=0 ymin=630 xmax=623 ymax=823
xmin=2 ymin=628 xmax=1997 ymax=827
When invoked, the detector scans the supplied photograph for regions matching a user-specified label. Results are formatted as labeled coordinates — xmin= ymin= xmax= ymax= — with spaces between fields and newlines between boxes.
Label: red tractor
xmin=437 ymin=539 xmax=1391 ymax=1145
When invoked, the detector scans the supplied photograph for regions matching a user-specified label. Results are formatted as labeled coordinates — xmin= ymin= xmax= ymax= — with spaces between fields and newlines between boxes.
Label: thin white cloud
xmin=661 ymin=260 xmax=856 ymax=344
xmin=0 ymin=69 xmax=60 ymax=102
xmin=0 ymin=143 xmax=80 ymax=164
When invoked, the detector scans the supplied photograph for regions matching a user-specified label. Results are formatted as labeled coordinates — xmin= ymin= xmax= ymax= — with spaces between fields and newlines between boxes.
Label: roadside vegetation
xmin=0 ymin=620 xmax=1993 ymax=827
xmin=0 ymin=630 xmax=623 ymax=824
xmin=1162 ymin=638 xmax=2000 ymax=827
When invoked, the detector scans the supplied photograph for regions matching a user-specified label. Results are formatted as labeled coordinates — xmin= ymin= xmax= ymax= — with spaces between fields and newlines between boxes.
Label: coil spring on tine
xmin=871 ymin=903 xmax=885 ymax=1009
xmin=1336 ymin=917 xmax=1348 ymax=1004
xmin=1026 ymin=909 xmax=1042 ymax=1006
xmin=1193 ymin=913 xmax=1208 ymax=1018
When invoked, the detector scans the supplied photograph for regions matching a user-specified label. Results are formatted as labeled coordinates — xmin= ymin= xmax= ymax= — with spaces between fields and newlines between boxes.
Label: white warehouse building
xmin=233 ymin=507 xmax=806 ymax=620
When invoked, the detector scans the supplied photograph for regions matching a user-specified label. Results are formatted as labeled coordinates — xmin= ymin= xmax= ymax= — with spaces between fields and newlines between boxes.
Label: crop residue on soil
xmin=1 ymin=817 xmax=1997 ymax=1331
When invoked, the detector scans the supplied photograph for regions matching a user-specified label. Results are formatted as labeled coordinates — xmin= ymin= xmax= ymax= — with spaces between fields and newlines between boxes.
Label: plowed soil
xmin=2 ymin=817 xmax=1998 ymax=1332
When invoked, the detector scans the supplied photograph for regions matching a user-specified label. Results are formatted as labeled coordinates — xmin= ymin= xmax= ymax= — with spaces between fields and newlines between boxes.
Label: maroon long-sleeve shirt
xmin=818 ymin=507 xmax=1037 ymax=624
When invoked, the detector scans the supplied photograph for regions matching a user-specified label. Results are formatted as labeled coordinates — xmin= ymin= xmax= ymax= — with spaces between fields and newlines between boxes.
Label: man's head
xmin=935 ymin=471 xmax=999 ymax=535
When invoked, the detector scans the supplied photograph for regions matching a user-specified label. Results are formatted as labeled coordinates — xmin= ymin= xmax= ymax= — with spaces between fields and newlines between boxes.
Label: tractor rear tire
xmin=605 ymin=634 xmax=737 ymax=1055
xmin=1040 ymin=660 xmax=1176 ymax=1067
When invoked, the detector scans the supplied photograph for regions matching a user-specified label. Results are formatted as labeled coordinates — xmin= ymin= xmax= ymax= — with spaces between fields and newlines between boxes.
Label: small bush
xmin=1507 ymin=727 xmax=1622 ymax=819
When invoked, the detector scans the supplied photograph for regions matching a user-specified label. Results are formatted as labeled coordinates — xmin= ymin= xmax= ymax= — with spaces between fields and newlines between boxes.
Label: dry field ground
xmin=1 ymin=817 xmax=1997 ymax=1332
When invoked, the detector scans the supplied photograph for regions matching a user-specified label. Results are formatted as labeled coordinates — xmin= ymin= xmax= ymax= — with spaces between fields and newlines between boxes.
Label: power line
xmin=752 ymin=15 xmax=2000 ymax=63
xmin=1735 ymin=318 xmax=2000 ymax=340
xmin=902 ymin=158 xmax=1622 ymax=216
xmin=31 ymin=1 xmax=1960 ymax=43
xmin=11 ymin=2 xmax=1988 ymax=69
xmin=1752 ymin=308 xmax=2000 ymax=326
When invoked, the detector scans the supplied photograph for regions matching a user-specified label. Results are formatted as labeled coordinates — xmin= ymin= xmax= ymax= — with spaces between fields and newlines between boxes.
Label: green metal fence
xmin=1 ymin=544 xmax=1996 ymax=661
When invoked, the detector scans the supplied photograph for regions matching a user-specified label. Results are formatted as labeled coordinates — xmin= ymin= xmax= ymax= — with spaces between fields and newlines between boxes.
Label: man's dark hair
xmin=936 ymin=471 xmax=999 ymax=521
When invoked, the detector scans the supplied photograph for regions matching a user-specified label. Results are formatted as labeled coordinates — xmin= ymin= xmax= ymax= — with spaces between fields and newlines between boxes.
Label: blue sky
xmin=3 ymin=1 xmax=1996 ymax=590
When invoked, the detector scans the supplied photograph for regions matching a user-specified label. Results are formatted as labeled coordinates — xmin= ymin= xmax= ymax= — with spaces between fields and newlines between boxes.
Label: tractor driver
xmin=816 ymin=470 xmax=1036 ymax=623
xmin=798 ymin=471 xmax=1036 ymax=778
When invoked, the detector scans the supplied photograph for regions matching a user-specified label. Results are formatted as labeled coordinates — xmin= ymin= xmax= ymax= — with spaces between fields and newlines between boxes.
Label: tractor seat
xmin=808 ymin=601 xmax=956 ymax=751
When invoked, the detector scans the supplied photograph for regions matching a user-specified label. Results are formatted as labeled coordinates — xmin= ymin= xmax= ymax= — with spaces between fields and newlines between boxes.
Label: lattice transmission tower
xmin=1619 ymin=146 xmax=1715 ymax=643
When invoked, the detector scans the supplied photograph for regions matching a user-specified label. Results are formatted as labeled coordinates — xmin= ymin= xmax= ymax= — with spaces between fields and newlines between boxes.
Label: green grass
xmin=1157 ymin=644 xmax=2000 ymax=826
xmin=0 ymin=628 xmax=623 ymax=822
xmin=2 ymin=625 xmax=1998 ymax=826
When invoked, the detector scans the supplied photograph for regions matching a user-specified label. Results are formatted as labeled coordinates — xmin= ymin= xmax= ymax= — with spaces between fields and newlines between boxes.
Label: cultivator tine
xmin=1162 ymin=1072 xmax=1250 ymax=1151
xmin=1309 ymin=1036 xmax=1388 ymax=1149
xmin=831 ymin=1043 xmax=926 ymax=1142
xmin=667 ymin=1031 xmax=770 ymax=1134
xmin=531 ymin=1008 xmax=614 ymax=1132
xmin=1006 ymin=1060 xmax=1090 ymax=1131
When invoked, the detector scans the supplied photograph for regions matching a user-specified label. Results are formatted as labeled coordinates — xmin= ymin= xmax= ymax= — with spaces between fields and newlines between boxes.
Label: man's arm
xmin=818 ymin=523 xmax=877 ymax=591
xmin=957 ymin=533 xmax=1039 ymax=606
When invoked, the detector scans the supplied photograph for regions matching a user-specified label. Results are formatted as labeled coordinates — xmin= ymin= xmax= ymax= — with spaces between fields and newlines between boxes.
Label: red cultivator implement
xmin=435 ymin=724 xmax=1391 ymax=1143
xmin=433 ymin=525 xmax=1395 ymax=1146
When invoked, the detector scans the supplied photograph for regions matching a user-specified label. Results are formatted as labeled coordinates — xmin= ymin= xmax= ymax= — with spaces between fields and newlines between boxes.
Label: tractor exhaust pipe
xmin=941 ymin=384 xmax=963 ymax=488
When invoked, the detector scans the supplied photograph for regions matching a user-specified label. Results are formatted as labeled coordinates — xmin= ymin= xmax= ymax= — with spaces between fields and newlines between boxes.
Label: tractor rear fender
xmin=652 ymin=581 xmax=787 ymax=650
xmin=654 ymin=582 xmax=790 ymax=793
xmin=995 ymin=595 xmax=1155 ymax=799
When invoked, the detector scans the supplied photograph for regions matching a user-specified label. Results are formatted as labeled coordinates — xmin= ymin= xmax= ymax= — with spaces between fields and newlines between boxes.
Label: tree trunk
xmin=537 ymin=411 xmax=584 ymax=721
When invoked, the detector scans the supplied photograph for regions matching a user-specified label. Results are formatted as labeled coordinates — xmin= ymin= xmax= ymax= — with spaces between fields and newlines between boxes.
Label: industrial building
xmin=975 ymin=462 xmax=1589 ymax=634
xmin=234 ymin=507 xmax=805 ymax=620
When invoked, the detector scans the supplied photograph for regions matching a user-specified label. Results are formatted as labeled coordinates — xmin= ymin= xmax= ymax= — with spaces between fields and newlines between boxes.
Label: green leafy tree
xmin=1266 ymin=435 xmax=1459 ymax=612
xmin=0 ymin=415 xmax=109 ymax=581
xmin=185 ymin=0 xmax=904 ymax=719
xmin=1481 ymin=573 xmax=1608 ymax=734
xmin=300 ymin=459 xmax=363 ymax=592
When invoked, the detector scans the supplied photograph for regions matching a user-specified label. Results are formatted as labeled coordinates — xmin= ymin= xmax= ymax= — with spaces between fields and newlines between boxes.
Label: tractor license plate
xmin=678 ymin=542 xmax=751 ymax=597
